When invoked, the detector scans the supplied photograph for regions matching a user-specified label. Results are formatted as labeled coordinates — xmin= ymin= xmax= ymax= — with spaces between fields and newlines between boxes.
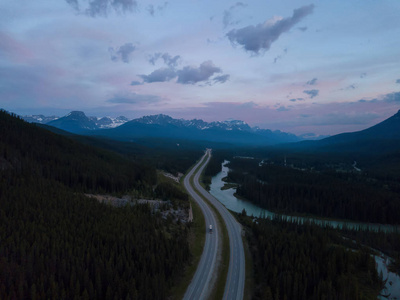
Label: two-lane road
xmin=183 ymin=149 xmax=245 ymax=300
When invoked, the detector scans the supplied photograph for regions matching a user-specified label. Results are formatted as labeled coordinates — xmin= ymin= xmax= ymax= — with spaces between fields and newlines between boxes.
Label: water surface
xmin=209 ymin=161 xmax=399 ymax=232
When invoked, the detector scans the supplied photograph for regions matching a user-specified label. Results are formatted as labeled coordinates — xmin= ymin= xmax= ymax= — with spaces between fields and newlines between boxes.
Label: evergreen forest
xmin=224 ymin=155 xmax=400 ymax=224
xmin=0 ymin=110 xmax=191 ymax=299
xmin=239 ymin=215 xmax=384 ymax=300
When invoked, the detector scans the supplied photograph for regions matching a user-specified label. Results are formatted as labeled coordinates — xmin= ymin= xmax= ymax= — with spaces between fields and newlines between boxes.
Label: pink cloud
xmin=0 ymin=32 xmax=34 ymax=63
xmin=158 ymin=94 xmax=400 ymax=136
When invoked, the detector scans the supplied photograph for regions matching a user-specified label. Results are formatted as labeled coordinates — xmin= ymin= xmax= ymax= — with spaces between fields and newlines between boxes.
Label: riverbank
xmin=210 ymin=161 xmax=400 ymax=232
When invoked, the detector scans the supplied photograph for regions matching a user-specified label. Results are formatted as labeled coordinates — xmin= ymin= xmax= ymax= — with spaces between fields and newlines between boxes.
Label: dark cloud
xmin=223 ymin=2 xmax=247 ymax=28
xmin=147 ymin=5 xmax=155 ymax=16
xmin=213 ymin=74 xmax=230 ymax=84
xmin=147 ymin=2 xmax=168 ymax=16
xmin=177 ymin=61 xmax=222 ymax=84
xmin=273 ymin=48 xmax=288 ymax=63
xmin=303 ymin=89 xmax=319 ymax=98
xmin=234 ymin=2 xmax=246 ymax=8
xmin=66 ymin=0 xmax=79 ymax=10
xmin=107 ymin=93 xmax=162 ymax=104
xmin=112 ymin=0 xmax=136 ymax=13
xmin=148 ymin=52 xmax=162 ymax=65
xmin=66 ymin=0 xmax=137 ymax=17
xmin=139 ymin=67 xmax=176 ymax=83
xmin=239 ymin=101 xmax=258 ymax=108
xmin=226 ymin=4 xmax=314 ymax=54
xmin=306 ymin=77 xmax=317 ymax=85
xmin=148 ymin=52 xmax=181 ymax=67
xmin=276 ymin=106 xmax=290 ymax=112
xmin=130 ymin=81 xmax=142 ymax=86
xmin=223 ymin=10 xmax=233 ymax=28
xmin=273 ymin=55 xmax=281 ymax=63
xmin=161 ymin=53 xmax=181 ymax=67
xmin=140 ymin=60 xmax=228 ymax=85
xmin=357 ymin=92 xmax=400 ymax=104
xmin=383 ymin=91 xmax=400 ymax=103
xmin=340 ymin=84 xmax=356 ymax=91
xmin=109 ymin=43 xmax=136 ymax=63
xmin=117 ymin=43 xmax=136 ymax=63
xmin=396 ymin=79 xmax=400 ymax=84
xmin=289 ymin=98 xmax=305 ymax=102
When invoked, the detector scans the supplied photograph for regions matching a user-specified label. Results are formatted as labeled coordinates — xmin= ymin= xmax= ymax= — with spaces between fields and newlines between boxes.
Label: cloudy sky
xmin=1 ymin=0 xmax=400 ymax=135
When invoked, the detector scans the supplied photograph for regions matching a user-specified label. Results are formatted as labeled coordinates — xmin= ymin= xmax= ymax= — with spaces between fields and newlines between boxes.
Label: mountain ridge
xmin=21 ymin=111 xmax=303 ymax=145
xmin=22 ymin=111 xmax=130 ymax=131
xmin=21 ymin=109 xmax=400 ymax=148
xmin=289 ymin=109 xmax=400 ymax=154
xmin=93 ymin=114 xmax=301 ymax=145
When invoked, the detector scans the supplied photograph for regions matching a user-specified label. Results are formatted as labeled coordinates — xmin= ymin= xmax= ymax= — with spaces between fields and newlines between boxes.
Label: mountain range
xmin=22 ymin=111 xmax=303 ymax=145
xmin=21 ymin=109 xmax=400 ymax=149
xmin=23 ymin=111 xmax=129 ymax=131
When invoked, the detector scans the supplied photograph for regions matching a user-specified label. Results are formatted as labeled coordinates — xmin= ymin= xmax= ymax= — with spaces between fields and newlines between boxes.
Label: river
xmin=209 ymin=161 xmax=400 ymax=232
xmin=209 ymin=160 xmax=400 ymax=298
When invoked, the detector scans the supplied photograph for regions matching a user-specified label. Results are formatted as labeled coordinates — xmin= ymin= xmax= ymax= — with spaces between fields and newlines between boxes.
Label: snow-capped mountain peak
xmin=21 ymin=114 xmax=59 ymax=124
xmin=96 ymin=116 xmax=129 ymax=128
xmin=22 ymin=111 xmax=130 ymax=130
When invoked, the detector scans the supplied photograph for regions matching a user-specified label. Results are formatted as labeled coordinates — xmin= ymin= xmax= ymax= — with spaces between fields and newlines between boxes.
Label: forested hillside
xmin=239 ymin=216 xmax=383 ymax=300
xmin=64 ymin=135 xmax=205 ymax=177
xmin=226 ymin=156 xmax=400 ymax=224
xmin=0 ymin=110 xmax=156 ymax=194
xmin=0 ymin=110 xmax=190 ymax=299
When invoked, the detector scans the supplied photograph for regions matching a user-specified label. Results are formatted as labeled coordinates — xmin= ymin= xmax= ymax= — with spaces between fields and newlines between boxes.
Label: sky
xmin=1 ymin=0 xmax=400 ymax=135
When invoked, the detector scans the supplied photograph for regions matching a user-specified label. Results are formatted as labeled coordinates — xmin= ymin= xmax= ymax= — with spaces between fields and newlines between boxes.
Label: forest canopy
xmin=0 ymin=110 xmax=191 ymax=299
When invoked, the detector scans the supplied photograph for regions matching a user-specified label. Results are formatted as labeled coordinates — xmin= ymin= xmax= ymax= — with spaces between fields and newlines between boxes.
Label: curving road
xmin=183 ymin=151 xmax=219 ymax=300
xmin=183 ymin=149 xmax=245 ymax=300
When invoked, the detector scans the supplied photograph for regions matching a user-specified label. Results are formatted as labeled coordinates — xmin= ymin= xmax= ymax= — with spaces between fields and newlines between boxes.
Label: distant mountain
xmin=93 ymin=114 xmax=301 ymax=146
xmin=25 ymin=111 xmax=130 ymax=133
xmin=25 ymin=111 xmax=305 ymax=145
xmin=298 ymin=132 xmax=330 ymax=140
xmin=95 ymin=116 xmax=130 ymax=129
xmin=46 ymin=111 xmax=98 ymax=133
xmin=327 ymin=109 xmax=400 ymax=141
xmin=22 ymin=114 xmax=59 ymax=124
xmin=292 ymin=109 xmax=400 ymax=154
xmin=131 ymin=114 xmax=252 ymax=131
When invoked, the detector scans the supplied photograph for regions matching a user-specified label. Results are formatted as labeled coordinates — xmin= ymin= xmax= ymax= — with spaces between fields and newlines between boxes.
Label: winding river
xmin=209 ymin=160 xmax=400 ymax=298
xmin=209 ymin=161 xmax=400 ymax=232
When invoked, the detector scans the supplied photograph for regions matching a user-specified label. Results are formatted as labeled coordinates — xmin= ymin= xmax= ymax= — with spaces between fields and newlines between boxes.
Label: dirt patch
xmin=85 ymin=194 xmax=193 ymax=223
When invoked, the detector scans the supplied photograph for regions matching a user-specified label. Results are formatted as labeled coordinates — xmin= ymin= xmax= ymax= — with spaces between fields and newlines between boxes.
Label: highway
xmin=183 ymin=151 xmax=219 ymax=300
xmin=183 ymin=149 xmax=245 ymax=300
